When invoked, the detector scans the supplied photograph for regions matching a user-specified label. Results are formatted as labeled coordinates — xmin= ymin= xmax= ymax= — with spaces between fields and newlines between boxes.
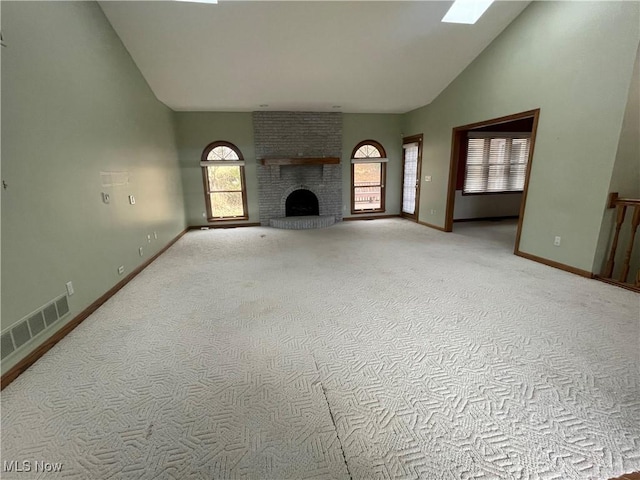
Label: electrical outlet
xmin=153 ymin=231 xmax=158 ymax=240
xmin=66 ymin=281 xmax=75 ymax=296
xmin=430 ymin=209 xmax=436 ymax=215
xmin=139 ymin=247 xmax=144 ymax=256
xmin=147 ymin=234 xmax=152 ymax=243
xmin=118 ymin=266 xmax=125 ymax=275
xmin=202 ymin=212 xmax=207 ymax=218
xmin=554 ymin=236 xmax=561 ymax=246
xmin=129 ymin=195 xmax=136 ymax=205
xmin=425 ymin=176 xmax=432 ymax=182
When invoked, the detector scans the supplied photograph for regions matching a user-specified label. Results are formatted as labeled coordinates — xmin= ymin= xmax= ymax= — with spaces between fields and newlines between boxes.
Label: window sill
xmin=351 ymin=209 xmax=385 ymax=215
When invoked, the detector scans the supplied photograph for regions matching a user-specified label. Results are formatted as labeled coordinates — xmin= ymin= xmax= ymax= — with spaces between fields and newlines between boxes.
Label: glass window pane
xmin=489 ymin=138 xmax=508 ymax=164
xmin=464 ymin=165 xmax=486 ymax=193
xmin=467 ymin=139 xmax=485 ymax=164
xmin=354 ymin=186 xmax=381 ymax=210
xmin=208 ymin=166 xmax=242 ymax=192
xmin=208 ymin=146 xmax=239 ymax=161
xmin=487 ymin=165 xmax=508 ymax=191
xmin=210 ymin=192 xmax=245 ymax=218
xmin=354 ymin=144 xmax=381 ymax=158
xmin=402 ymin=144 xmax=418 ymax=214
xmin=354 ymin=163 xmax=381 ymax=186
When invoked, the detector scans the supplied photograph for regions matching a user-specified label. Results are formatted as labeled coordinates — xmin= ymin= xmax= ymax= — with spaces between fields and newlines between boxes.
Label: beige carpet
xmin=2 ymin=219 xmax=639 ymax=479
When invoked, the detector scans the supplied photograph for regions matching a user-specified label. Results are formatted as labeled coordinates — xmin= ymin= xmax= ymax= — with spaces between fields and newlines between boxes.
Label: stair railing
xmin=600 ymin=193 xmax=640 ymax=291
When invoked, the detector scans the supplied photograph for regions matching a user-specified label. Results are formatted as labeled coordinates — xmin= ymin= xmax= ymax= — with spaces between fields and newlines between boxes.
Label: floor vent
xmin=1 ymin=294 xmax=70 ymax=361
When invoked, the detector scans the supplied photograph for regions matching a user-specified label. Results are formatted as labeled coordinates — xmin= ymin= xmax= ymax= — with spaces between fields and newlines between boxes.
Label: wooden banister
xmin=599 ymin=192 xmax=640 ymax=292
xmin=608 ymin=192 xmax=640 ymax=208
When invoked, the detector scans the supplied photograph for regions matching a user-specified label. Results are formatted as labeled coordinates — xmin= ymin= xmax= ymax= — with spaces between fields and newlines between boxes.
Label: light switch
xmin=425 ymin=176 xmax=432 ymax=182
xmin=102 ymin=192 xmax=110 ymax=204
xmin=129 ymin=195 xmax=136 ymax=205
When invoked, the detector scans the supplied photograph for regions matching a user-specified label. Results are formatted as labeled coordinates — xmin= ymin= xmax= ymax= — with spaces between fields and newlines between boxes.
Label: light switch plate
xmin=129 ymin=195 xmax=136 ymax=205
xmin=102 ymin=192 xmax=110 ymax=204
xmin=425 ymin=176 xmax=432 ymax=182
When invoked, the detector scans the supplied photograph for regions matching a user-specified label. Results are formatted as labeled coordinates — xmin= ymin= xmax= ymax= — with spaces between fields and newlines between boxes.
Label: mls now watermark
xmin=3 ymin=460 xmax=63 ymax=473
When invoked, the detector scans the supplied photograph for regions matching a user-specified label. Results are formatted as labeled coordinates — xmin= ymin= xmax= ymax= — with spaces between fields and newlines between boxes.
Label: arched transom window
xmin=200 ymin=141 xmax=248 ymax=221
xmin=353 ymin=143 xmax=383 ymax=159
xmin=351 ymin=140 xmax=387 ymax=214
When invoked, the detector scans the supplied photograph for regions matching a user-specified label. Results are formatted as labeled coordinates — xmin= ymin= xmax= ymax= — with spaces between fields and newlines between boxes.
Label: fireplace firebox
xmin=286 ymin=189 xmax=319 ymax=217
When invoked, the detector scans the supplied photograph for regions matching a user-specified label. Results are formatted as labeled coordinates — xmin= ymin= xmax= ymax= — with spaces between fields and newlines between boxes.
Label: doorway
xmin=401 ymin=134 xmax=423 ymax=221
xmin=445 ymin=109 xmax=540 ymax=253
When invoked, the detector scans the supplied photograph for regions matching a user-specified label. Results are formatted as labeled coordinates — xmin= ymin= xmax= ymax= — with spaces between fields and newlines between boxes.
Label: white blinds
xmin=402 ymin=144 xmax=419 ymax=214
xmin=464 ymin=134 xmax=530 ymax=194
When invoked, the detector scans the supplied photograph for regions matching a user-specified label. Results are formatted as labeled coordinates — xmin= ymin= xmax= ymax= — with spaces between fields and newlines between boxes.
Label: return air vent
xmin=28 ymin=312 xmax=46 ymax=337
xmin=1 ymin=294 xmax=71 ymax=361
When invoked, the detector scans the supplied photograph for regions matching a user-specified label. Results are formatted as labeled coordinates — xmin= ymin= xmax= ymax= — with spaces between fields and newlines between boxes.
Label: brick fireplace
xmin=253 ymin=112 xmax=343 ymax=226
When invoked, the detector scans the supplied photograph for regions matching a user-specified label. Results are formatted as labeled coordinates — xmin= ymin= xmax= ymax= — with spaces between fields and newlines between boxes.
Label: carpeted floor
xmin=2 ymin=219 xmax=639 ymax=479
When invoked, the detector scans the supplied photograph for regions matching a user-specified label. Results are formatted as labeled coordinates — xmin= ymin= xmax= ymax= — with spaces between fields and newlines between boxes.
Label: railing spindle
xmin=604 ymin=204 xmax=627 ymax=278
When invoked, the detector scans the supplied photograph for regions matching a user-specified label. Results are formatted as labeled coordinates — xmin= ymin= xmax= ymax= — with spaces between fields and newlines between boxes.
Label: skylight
xmin=174 ymin=0 xmax=218 ymax=4
xmin=442 ymin=0 xmax=494 ymax=24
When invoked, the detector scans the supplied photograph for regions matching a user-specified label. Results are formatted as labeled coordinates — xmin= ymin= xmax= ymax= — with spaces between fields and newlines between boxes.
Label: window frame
xmin=462 ymin=133 xmax=531 ymax=196
xmin=200 ymin=140 xmax=249 ymax=222
xmin=350 ymin=139 xmax=387 ymax=214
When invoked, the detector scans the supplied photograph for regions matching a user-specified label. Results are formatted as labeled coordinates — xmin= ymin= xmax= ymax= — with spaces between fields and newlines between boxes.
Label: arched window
xmin=351 ymin=140 xmax=387 ymax=214
xmin=200 ymin=141 xmax=248 ymax=221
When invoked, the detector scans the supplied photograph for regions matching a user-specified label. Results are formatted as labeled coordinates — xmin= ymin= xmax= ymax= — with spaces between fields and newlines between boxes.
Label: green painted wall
xmin=174 ymin=112 xmax=258 ymax=226
xmin=593 ymin=46 xmax=640 ymax=277
xmin=342 ymin=114 xmax=403 ymax=218
xmin=176 ymin=112 xmax=403 ymax=225
xmin=1 ymin=1 xmax=186 ymax=373
xmin=402 ymin=1 xmax=640 ymax=272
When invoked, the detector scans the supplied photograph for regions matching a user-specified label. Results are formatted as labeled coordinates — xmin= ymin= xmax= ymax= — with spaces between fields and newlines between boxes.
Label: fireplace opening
xmin=286 ymin=189 xmax=319 ymax=217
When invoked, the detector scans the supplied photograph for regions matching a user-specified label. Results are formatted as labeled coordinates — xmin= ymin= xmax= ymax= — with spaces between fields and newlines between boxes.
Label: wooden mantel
xmin=260 ymin=157 xmax=340 ymax=166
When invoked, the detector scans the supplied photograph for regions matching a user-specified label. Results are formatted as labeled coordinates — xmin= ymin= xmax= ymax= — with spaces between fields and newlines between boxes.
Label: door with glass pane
xmin=401 ymin=135 xmax=422 ymax=221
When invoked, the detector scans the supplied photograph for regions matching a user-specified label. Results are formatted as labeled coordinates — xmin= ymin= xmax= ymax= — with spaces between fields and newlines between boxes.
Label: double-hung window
xmin=463 ymin=133 xmax=531 ymax=194
xmin=200 ymin=141 xmax=248 ymax=221
xmin=351 ymin=140 xmax=387 ymax=213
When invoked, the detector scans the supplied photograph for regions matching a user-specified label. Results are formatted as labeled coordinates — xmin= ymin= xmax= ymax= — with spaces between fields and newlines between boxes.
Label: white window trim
xmin=351 ymin=157 xmax=388 ymax=164
xmin=200 ymin=160 xmax=245 ymax=167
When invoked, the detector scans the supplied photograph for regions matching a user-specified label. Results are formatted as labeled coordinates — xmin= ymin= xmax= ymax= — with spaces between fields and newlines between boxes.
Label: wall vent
xmin=1 ymin=294 xmax=71 ymax=361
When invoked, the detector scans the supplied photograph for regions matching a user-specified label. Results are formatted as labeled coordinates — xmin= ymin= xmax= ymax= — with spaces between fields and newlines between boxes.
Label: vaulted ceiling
xmin=100 ymin=1 xmax=529 ymax=113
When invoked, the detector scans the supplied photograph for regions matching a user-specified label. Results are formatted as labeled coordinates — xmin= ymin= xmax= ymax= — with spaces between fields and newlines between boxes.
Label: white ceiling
xmin=100 ymin=1 xmax=529 ymax=113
